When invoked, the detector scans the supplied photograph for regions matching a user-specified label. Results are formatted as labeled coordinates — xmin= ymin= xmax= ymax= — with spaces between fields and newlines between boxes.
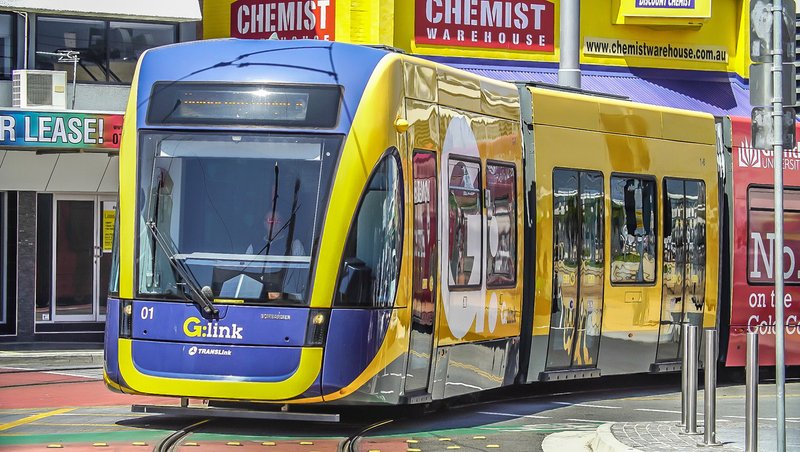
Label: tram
xmin=719 ymin=117 xmax=800 ymax=367
xmin=103 ymin=38 xmax=792 ymax=406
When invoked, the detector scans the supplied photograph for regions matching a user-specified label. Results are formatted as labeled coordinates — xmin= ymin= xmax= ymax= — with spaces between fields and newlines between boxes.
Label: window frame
xmin=34 ymin=15 xmax=179 ymax=84
xmin=333 ymin=147 xmax=405 ymax=308
xmin=0 ymin=13 xmax=17 ymax=80
xmin=485 ymin=159 xmax=517 ymax=288
xmin=447 ymin=155 xmax=483 ymax=291
xmin=0 ymin=192 xmax=5 ymax=324
xmin=746 ymin=183 xmax=800 ymax=286
xmin=108 ymin=197 xmax=120 ymax=297
xmin=609 ymin=172 xmax=658 ymax=286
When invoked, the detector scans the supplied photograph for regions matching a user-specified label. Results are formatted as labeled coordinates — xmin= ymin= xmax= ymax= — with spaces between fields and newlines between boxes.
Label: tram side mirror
xmin=338 ymin=258 xmax=372 ymax=307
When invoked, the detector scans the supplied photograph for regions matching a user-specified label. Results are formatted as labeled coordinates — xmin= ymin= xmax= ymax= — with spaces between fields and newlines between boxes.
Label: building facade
xmin=0 ymin=0 xmax=201 ymax=344
xmin=203 ymin=0 xmax=761 ymax=116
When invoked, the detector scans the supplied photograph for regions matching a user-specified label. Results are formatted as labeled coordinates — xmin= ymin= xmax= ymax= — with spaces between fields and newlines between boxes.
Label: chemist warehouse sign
xmin=415 ymin=0 xmax=555 ymax=52
xmin=0 ymin=110 xmax=123 ymax=150
xmin=230 ymin=0 xmax=334 ymax=40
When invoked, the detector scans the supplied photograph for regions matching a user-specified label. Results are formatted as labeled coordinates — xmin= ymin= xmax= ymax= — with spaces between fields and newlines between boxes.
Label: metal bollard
xmin=685 ymin=325 xmax=700 ymax=434
xmin=702 ymin=329 xmax=722 ymax=446
xmin=680 ymin=323 xmax=689 ymax=427
xmin=746 ymin=331 xmax=759 ymax=452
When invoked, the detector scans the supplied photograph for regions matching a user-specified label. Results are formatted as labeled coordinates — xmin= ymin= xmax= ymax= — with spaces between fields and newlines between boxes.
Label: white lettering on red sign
xmin=231 ymin=0 xmax=334 ymax=40
xmin=416 ymin=0 xmax=554 ymax=51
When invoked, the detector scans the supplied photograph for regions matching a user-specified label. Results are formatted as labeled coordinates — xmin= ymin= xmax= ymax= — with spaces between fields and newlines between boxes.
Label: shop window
xmin=35 ymin=17 xmax=176 ymax=84
xmin=610 ymin=175 xmax=657 ymax=284
xmin=335 ymin=151 xmax=404 ymax=308
xmin=0 ymin=192 xmax=5 ymax=324
xmin=0 ymin=14 xmax=15 ymax=79
xmin=448 ymin=158 xmax=482 ymax=288
xmin=486 ymin=162 xmax=516 ymax=287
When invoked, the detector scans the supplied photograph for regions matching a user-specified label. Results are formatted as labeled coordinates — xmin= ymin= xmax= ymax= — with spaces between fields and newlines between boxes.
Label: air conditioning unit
xmin=12 ymin=70 xmax=68 ymax=109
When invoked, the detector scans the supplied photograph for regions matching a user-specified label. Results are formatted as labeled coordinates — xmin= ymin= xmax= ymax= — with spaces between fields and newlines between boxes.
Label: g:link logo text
xmin=183 ymin=317 xmax=244 ymax=340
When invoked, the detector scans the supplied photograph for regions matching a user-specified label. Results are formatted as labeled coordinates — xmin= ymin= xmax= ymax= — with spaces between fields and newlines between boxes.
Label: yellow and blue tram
xmin=104 ymin=38 xmax=721 ymax=405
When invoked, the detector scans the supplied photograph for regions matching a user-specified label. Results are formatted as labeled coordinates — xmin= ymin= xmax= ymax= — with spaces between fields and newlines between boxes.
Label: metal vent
xmin=25 ymin=72 xmax=54 ymax=106
xmin=11 ymin=70 xmax=67 ymax=109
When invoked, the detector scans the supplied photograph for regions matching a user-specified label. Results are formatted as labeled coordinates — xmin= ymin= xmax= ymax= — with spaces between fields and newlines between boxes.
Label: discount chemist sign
xmin=0 ymin=110 xmax=123 ymax=150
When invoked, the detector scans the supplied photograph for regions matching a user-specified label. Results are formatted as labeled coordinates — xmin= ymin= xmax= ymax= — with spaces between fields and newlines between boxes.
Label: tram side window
xmin=747 ymin=186 xmax=800 ymax=284
xmin=336 ymin=151 xmax=404 ymax=307
xmin=448 ymin=158 xmax=482 ymax=289
xmin=610 ymin=176 xmax=657 ymax=284
xmin=486 ymin=163 xmax=516 ymax=287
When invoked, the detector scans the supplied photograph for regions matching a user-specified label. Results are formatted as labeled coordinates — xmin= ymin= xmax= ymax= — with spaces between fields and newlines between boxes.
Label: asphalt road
xmin=0 ymin=359 xmax=798 ymax=452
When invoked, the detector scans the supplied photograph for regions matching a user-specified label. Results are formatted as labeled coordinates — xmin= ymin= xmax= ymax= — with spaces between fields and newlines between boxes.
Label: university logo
xmin=738 ymin=143 xmax=761 ymax=168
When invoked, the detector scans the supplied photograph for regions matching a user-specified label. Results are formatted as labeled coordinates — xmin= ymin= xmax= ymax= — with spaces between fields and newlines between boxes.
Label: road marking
xmin=34 ymin=423 xmax=122 ymax=427
xmin=565 ymin=419 xmax=607 ymax=423
xmin=723 ymin=415 xmax=799 ymax=422
xmin=479 ymin=411 xmax=550 ymax=419
xmin=0 ymin=408 xmax=75 ymax=432
xmin=635 ymin=408 xmax=682 ymax=414
xmin=553 ymin=402 xmax=620 ymax=409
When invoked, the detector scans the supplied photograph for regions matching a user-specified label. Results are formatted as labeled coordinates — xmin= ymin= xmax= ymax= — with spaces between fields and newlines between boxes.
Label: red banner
xmin=726 ymin=116 xmax=800 ymax=366
xmin=230 ymin=0 xmax=335 ymax=40
xmin=415 ymin=0 xmax=555 ymax=52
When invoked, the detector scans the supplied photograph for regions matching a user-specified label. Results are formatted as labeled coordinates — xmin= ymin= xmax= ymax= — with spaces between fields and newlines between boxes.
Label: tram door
xmin=546 ymin=170 xmax=605 ymax=369
xmin=405 ymin=151 xmax=438 ymax=395
xmin=656 ymin=179 xmax=706 ymax=362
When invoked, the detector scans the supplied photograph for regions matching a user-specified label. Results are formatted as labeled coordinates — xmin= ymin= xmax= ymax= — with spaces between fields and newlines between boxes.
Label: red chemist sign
xmin=230 ymin=0 xmax=335 ymax=40
xmin=415 ymin=0 xmax=555 ymax=52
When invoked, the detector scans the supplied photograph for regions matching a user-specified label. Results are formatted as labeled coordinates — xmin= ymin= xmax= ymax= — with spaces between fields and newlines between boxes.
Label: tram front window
xmin=136 ymin=132 xmax=341 ymax=305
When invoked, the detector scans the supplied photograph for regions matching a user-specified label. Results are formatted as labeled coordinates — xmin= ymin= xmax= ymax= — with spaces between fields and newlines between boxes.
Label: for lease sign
xmin=415 ymin=0 xmax=555 ymax=52
xmin=0 ymin=110 xmax=123 ymax=150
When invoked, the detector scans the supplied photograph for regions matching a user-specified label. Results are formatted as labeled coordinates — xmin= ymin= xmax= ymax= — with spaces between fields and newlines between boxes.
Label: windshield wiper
xmin=147 ymin=168 xmax=218 ymax=318
xmin=254 ymin=202 xmax=301 ymax=256
xmin=146 ymin=221 xmax=219 ymax=318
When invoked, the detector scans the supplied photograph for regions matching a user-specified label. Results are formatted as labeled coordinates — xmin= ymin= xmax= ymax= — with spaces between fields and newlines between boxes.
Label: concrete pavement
xmin=542 ymin=381 xmax=800 ymax=452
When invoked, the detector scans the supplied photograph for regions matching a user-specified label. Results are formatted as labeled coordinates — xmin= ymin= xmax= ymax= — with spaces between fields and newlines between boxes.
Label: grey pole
xmin=558 ymin=0 xmax=580 ymax=89
xmin=770 ymin=2 xmax=787 ymax=450
xmin=746 ymin=331 xmax=759 ymax=452
xmin=680 ymin=323 xmax=689 ymax=427
xmin=703 ymin=329 xmax=722 ymax=446
xmin=685 ymin=325 xmax=699 ymax=435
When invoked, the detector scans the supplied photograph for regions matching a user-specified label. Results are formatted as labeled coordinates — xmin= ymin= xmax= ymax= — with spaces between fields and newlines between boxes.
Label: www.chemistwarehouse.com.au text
xmin=584 ymin=37 xmax=728 ymax=63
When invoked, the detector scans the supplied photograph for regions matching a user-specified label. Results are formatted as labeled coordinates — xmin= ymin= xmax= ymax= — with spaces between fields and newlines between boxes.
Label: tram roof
xmin=134 ymin=39 xmax=392 ymax=133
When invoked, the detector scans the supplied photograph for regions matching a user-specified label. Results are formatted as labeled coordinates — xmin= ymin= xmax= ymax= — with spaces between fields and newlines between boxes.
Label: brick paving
xmin=611 ymin=422 xmax=743 ymax=451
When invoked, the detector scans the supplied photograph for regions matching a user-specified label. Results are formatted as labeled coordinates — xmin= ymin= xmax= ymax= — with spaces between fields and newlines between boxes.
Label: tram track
xmin=154 ymin=419 xmax=211 ymax=452
xmin=339 ymin=418 xmax=394 ymax=452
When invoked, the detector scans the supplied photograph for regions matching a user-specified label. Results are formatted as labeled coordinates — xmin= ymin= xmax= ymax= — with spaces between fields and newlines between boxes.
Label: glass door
xmin=405 ymin=151 xmax=438 ymax=394
xmin=52 ymin=195 xmax=114 ymax=322
xmin=656 ymin=179 xmax=706 ymax=362
xmin=547 ymin=170 xmax=605 ymax=369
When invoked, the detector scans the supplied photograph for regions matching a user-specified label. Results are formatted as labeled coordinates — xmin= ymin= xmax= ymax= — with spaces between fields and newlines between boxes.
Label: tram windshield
xmin=136 ymin=132 xmax=342 ymax=305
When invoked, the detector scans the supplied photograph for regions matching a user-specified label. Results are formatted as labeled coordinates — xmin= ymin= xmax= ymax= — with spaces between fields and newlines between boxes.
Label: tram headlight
xmin=120 ymin=300 xmax=133 ymax=338
xmin=305 ymin=309 xmax=329 ymax=346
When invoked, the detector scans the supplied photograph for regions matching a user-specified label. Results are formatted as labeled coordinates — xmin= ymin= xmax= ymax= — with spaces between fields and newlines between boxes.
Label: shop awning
xmin=442 ymin=60 xmax=752 ymax=117
xmin=0 ymin=0 xmax=201 ymax=22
